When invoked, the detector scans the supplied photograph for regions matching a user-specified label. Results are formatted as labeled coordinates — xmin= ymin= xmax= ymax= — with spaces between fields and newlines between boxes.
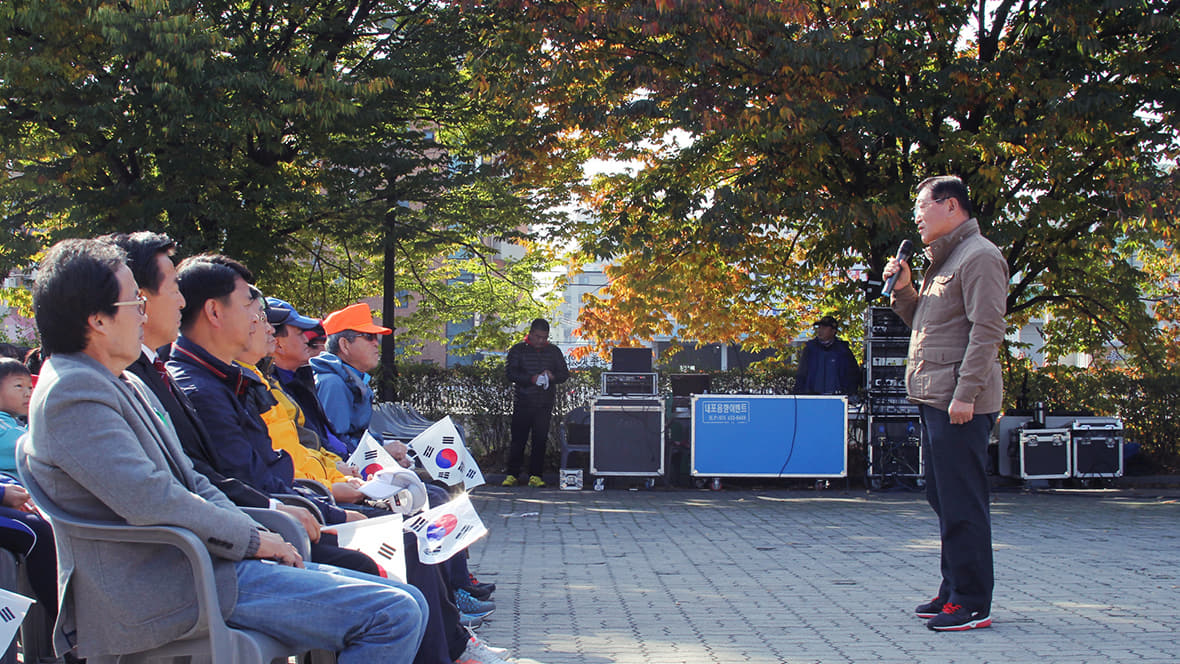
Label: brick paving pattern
xmin=464 ymin=487 xmax=1180 ymax=664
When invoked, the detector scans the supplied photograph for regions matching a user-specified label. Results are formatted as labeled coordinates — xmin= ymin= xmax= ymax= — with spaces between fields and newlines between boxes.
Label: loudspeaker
xmin=591 ymin=398 xmax=664 ymax=476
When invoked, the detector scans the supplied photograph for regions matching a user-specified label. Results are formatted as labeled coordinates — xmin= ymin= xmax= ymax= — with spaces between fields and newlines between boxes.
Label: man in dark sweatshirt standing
xmin=502 ymin=319 xmax=569 ymax=488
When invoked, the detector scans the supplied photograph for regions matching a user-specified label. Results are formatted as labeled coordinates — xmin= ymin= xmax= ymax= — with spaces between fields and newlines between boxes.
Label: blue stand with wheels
xmin=691 ymin=394 xmax=847 ymax=478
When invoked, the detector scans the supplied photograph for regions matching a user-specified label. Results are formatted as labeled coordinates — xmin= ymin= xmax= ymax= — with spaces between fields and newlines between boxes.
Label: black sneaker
xmin=915 ymin=597 xmax=945 ymax=619
xmin=468 ymin=573 xmax=496 ymax=596
xmin=927 ymin=603 xmax=991 ymax=631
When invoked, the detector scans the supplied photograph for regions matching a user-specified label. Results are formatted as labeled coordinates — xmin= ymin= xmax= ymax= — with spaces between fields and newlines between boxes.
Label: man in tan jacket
xmin=884 ymin=176 xmax=1008 ymax=632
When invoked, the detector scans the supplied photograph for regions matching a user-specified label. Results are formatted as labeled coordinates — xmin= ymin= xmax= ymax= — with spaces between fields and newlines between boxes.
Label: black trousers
xmin=506 ymin=396 xmax=554 ymax=478
xmin=0 ymin=506 xmax=57 ymax=621
xmin=340 ymin=500 xmax=467 ymax=664
xmin=920 ymin=405 xmax=996 ymax=613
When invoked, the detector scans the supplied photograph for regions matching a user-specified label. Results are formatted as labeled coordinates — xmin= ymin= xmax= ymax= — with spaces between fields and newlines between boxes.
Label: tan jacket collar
xmin=925 ymin=217 xmax=980 ymax=265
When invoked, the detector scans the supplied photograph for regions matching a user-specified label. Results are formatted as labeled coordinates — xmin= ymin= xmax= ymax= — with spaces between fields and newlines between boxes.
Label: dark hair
xmin=0 ymin=343 xmax=27 ymax=361
xmin=176 ymin=254 xmax=255 ymax=331
xmin=23 ymin=347 xmax=43 ymax=375
xmin=916 ymin=176 xmax=973 ymax=218
xmin=529 ymin=318 xmax=550 ymax=333
xmin=0 ymin=357 xmax=30 ymax=385
xmin=33 ymin=239 xmax=128 ymax=356
xmin=101 ymin=231 xmax=176 ymax=293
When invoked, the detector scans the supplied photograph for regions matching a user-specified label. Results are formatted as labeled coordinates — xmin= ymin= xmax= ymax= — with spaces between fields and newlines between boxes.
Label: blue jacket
xmin=794 ymin=337 xmax=860 ymax=396
xmin=0 ymin=411 xmax=24 ymax=473
xmin=309 ymin=352 xmax=373 ymax=453
xmin=168 ymin=338 xmax=347 ymax=524
xmin=168 ymin=336 xmax=296 ymax=496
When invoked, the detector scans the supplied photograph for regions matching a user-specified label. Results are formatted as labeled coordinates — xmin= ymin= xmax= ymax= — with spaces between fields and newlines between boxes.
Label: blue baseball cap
xmin=265 ymin=297 xmax=322 ymax=331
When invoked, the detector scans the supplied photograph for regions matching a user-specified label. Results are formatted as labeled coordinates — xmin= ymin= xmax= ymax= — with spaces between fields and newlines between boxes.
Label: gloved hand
xmin=536 ymin=373 xmax=550 ymax=389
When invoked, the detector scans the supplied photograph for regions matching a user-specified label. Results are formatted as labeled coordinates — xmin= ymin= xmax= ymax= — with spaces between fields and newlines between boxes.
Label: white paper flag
xmin=406 ymin=416 xmax=466 ymax=486
xmin=459 ymin=447 xmax=485 ymax=490
xmin=0 ymin=587 xmax=33 ymax=653
xmin=402 ymin=493 xmax=487 ymax=564
xmin=347 ymin=431 xmax=402 ymax=480
xmin=328 ymin=512 xmax=407 ymax=582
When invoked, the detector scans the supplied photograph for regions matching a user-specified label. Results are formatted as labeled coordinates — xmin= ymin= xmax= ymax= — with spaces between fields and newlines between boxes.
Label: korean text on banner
xmin=403 ymin=493 xmax=488 ymax=564
xmin=328 ymin=512 xmax=407 ymax=583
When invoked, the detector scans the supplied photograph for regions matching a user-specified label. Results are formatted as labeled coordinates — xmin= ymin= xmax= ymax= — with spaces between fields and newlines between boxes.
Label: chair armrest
xmin=293 ymin=478 xmax=333 ymax=502
xmin=273 ymin=493 xmax=325 ymax=524
xmin=242 ymin=508 xmax=311 ymax=561
xmin=51 ymin=520 xmax=219 ymax=639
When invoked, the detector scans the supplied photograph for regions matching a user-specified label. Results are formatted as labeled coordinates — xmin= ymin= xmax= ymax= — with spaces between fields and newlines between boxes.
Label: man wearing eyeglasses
xmin=23 ymin=239 xmax=427 ymax=662
xmin=883 ymin=176 xmax=1008 ymax=632
xmin=310 ymin=303 xmax=392 ymax=454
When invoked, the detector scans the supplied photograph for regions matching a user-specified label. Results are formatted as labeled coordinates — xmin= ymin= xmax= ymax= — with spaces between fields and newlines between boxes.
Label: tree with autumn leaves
xmin=464 ymin=0 xmax=1180 ymax=366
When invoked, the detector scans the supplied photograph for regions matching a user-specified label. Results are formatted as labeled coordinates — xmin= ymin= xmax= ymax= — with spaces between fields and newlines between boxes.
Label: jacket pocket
xmin=910 ymin=346 xmax=962 ymax=403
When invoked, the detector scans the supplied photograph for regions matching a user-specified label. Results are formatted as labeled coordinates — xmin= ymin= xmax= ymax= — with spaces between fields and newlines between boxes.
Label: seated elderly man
xmin=166 ymin=255 xmax=360 ymax=527
xmin=267 ymin=297 xmax=352 ymax=459
xmin=104 ymin=232 xmax=376 ymax=575
xmin=311 ymin=302 xmax=391 ymax=453
xmin=22 ymin=238 xmax=427 ymax=662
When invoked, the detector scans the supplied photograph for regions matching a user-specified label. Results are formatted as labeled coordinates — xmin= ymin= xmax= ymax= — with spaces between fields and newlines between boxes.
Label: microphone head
xmin=896 ymin=239 xmax=914 ymax=261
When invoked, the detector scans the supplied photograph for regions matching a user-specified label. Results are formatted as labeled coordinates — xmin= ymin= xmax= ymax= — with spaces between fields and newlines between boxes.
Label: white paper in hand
xmin=402 ymin=492 xmax=488 ymax=564
xmin=329 ymin=513 xmax=406 ymax=582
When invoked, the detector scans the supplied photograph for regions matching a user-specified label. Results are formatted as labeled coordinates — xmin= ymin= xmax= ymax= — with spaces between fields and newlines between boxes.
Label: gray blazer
xmin=23 ymin=352 xmax=260 ymax=658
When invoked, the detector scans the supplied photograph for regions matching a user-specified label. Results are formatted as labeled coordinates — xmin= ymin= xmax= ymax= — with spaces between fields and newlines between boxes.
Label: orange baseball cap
xmin=322 ymin=303 xmax=392 ymax=336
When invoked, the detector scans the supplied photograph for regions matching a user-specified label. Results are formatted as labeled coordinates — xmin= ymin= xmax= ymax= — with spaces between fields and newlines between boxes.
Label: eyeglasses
xmin=307 ymin=338 xmax=326 ymax=350
xmin=350 ymin=332 xmax=378 ymax=343
xmin=914 ymin=197 xmax=949 ymax=213
xmin=112 ymin=295 xmax=148 ymax=316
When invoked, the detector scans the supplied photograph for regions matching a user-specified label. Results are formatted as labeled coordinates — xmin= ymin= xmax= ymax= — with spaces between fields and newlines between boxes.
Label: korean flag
xmin=459 ymin=447 xmax=485 ymax=490
xmin=402 ymin=493 xmax=488 ymax=565
xmin=328 ymin=512 xmax=407 ymax=582
xmin=0 ymin=587 xmax=33 ymax=654
xmin=406 ymin=416 xmax=466 ymax=486
xmin=347 ymin=431 xmax=401 ymax=479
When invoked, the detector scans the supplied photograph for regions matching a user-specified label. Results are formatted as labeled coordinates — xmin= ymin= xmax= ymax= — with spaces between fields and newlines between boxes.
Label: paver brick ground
xmin=464 ymin=487 xmax=1180 ymax=664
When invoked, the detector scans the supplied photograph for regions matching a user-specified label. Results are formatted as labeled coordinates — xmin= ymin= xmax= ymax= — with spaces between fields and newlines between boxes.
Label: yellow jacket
xmin=241 ymin=363 xmax=349 ymax=486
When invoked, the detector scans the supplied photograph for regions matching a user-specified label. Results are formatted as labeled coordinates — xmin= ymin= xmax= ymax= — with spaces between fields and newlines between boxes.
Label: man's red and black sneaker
xmin=465 ymin=573 xmax=496 ymax=598
xmin=915 ymin=597 xmax=945 ymax=619
xmin=927 ymin=602 xmax=991 ymax=631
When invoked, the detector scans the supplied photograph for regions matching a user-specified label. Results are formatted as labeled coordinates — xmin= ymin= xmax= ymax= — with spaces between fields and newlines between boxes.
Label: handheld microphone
xmin=881 ymin=239 xmax=914 ymax=298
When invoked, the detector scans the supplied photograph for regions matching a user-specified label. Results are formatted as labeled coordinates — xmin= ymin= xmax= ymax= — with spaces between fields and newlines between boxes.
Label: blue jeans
xmin=228 ymin=560 xmax=428 ymax=664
